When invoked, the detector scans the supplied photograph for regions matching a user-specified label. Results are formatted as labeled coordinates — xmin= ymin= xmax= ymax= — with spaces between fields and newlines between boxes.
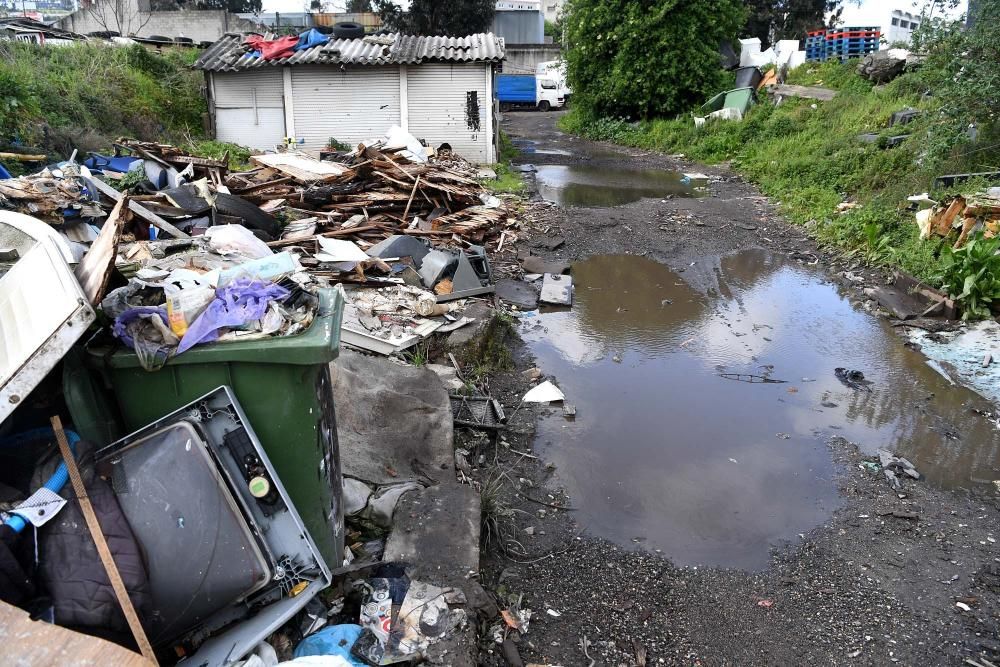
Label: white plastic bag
xmin=205 ymin=224 xmax=273 ymax=259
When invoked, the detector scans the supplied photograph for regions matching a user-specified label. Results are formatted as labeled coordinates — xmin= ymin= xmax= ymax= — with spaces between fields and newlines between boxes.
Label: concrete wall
xmin=502 ymin=43 xmax=561 ymax=74
xmin=57 ymin=2 xmax=258 ymax=41
xmin=491 ymin=9 xmax=543 ymax=44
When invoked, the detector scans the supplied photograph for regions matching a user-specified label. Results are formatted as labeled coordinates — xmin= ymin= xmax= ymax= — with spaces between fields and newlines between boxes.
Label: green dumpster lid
xmin=89 ymin=286 xmax=343 ymax=369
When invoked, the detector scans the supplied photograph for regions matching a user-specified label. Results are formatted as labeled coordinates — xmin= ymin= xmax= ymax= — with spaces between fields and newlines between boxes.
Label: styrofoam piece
xmin=540 ymin=273 xmax=573 ymax=305
xmin=523 ymin=380 xmax=565 ymax=404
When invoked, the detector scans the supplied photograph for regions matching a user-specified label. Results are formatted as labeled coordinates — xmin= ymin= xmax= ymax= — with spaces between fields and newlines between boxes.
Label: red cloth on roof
xmin=245 ymin=34 xmax=299 ymax=61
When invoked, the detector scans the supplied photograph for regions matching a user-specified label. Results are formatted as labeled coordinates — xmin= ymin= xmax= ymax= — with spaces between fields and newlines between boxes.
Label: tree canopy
xmin=564 ymin=0 xmax=745 ymax=119
xmin=346 ymin=0 xmax=372 ymax=12
xmin=374 ymin=0 xmax=494 ymax=36
xmin=743 ymin=0 xmax=843 ymax=46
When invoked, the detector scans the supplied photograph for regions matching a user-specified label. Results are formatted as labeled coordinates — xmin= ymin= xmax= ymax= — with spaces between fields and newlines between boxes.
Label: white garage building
xmin=195 ymin=32 xmax=505 ymax=163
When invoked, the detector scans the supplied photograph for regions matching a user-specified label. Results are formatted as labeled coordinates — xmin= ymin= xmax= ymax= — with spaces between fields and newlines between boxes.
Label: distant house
xmin=492 ymin=0 xmax=544 ymax=44
xmin=887 ymin=9 xmax=922 ymax=45
xmin=194 ymin=32 xmax=505 ymax=163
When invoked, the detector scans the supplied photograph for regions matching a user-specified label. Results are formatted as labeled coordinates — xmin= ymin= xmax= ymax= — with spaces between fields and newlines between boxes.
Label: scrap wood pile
xmin=228 ymin=143 xmax=507 ymax=250
xmin=915 ymin=190 xmax=1000 ymax=248
xmin=0 ymin=129 xmax=515 ymax=360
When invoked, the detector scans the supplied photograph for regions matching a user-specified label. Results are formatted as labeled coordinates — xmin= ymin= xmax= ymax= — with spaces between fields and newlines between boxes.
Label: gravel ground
xmin=468 ymin=112 xmax=1000 ymax=667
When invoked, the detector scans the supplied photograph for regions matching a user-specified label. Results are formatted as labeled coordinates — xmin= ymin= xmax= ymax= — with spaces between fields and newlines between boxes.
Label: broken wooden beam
xmin=88 ymin=177 xmax=190 ymax=239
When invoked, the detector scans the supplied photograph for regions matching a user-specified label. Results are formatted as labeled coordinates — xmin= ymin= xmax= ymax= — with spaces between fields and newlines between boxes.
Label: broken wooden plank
xmin=75 ymin=197 xmax=128 ymax=305
xmin=252 ymin=152 xmax=354 ymax=183
xmin=769 ymin=84 xmax=837 ymax=102
xmin=0 ymin=151 xmax=47 ymax=161
xmin=88 ymin=177 xmax=190 ymax=239
xmin=0 ymin=600 xmax=153 ymax=666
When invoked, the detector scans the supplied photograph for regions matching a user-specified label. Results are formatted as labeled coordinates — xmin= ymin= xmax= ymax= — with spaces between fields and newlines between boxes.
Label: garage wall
xmin=406 ymin=63 xmax=491 ymax=164
xmin=290 ymin=66 xmax=401 ymax=152
xmin=211 ymin=71 xmax=285 ymax=151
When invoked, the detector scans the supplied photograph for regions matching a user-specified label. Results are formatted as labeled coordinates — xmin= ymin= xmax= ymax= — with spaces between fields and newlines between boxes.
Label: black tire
xmin=148 ymin=35 xmax=171 ymax=42
xmin=332 ymin=22 xmax=364 ymax=39
xmin=314 ymin=25 xmax=334 ymax=34
xmin=213 ymin=193 xmax=281 ymax=238
xmin=499 ymin=102 xmax=512 ymax=112
xmin=174 ymin=36 xmax=194 ymax=44
xmin=538 ymin=100 xmax=551 ymax=112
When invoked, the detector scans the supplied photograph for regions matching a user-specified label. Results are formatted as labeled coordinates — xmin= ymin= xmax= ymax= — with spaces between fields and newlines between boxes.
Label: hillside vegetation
xmin=0 ymin=41 xmax=205 ymax=159
xmin=559 ymin=3 xmax=1000 ymax=317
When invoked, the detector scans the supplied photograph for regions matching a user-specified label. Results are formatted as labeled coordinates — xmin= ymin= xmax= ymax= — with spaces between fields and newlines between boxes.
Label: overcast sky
xmin=836 ymin=0 xmax=967 ymax=26
xmin=259 ymin=0 xmax=969 ymax=27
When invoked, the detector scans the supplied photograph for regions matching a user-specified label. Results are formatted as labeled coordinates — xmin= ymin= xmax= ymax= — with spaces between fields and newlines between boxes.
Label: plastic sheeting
xmin=177 ymin=279 xmax=289 ymax=353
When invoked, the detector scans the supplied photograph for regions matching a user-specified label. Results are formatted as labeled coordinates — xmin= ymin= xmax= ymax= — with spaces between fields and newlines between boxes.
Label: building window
xmin=912 ymin=22 xmax=920 ymax=30
xmin=891 ymin=17 xmax=900 ymax=26
xmin=900 ymin=20 xmax=909 ymax=28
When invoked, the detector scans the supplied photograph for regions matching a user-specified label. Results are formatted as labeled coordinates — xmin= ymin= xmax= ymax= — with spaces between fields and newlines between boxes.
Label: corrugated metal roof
xmin=195 ymin=32 xmax=505 ymax=72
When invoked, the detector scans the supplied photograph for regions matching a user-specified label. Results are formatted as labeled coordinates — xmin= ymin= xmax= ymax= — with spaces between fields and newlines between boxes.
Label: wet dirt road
xmin=476 ymin=112 xmax=1000 ymax=667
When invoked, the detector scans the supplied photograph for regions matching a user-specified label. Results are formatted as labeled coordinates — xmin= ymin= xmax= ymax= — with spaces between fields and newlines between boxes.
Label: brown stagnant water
xmin=533 ymin=164 xmax=701 ymax=207
xmin=521 ymin=251 xmax=1000 ymax=570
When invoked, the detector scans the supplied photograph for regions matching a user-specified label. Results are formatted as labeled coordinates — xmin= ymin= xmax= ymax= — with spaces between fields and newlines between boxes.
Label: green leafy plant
xmin=325 ymin=137 xmax=351 ymax=152
xmin=936 ymin=233 xmax=1000 ymax=320
xmin=405 ymin=343 xmax=429 ymax=367
xmin=862 ymin=222 xmax=894 ymax=265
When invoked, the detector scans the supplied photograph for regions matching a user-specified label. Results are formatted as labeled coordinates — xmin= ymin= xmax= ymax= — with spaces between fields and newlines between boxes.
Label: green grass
xmin=559 ymin=60 xmax=998 ymax=283
xmin=482 ymin=131 xmax=526 ymax=195
xmin=0 ymin=41 xmax=205 ymax=159
xmin=484 ymin=162 xmax=526 ymax=195
xmin=186 ymin=140 xmax=254 ymax=171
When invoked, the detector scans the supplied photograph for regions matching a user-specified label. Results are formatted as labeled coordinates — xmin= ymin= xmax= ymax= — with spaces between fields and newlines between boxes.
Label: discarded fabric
xmin=112 ymin=306 xmax=177 ymax=370
xmin=177 ymin=279 xmax=289 ymax=353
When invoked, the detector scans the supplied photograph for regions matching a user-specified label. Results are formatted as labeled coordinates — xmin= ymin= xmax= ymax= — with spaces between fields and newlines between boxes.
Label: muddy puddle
xmin=521 ymin=251 xmax=1000 ymax=569
xmin=532 ymin=164 xmax=701 ymax=207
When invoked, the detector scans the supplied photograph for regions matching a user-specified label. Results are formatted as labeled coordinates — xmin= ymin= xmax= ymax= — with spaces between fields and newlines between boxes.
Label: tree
xmin=564 ymin=0 xmax=745 ymax=119
xmin=743 ymin=0 xmax=847 ymax=47
xmin=346 ymin=0 xmax=372 ymax=11
xmin=375 ymin=0 xmax=494 ymax=35
xmin=83 ymin=0 xmax=152 ymax=36
xmin=153 ymin=0 xmax=263 ymax=13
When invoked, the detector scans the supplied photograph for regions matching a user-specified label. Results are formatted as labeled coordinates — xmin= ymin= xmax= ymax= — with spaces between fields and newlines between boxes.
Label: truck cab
xmin=536 ymin=60 xmax=572 ymax=108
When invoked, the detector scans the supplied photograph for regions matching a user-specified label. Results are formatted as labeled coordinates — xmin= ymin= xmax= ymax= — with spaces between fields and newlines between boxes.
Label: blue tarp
xmin=295 ymin=28 xmax=329 ymax=51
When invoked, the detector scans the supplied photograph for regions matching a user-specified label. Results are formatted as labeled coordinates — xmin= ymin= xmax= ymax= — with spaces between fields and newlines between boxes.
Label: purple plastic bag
xmin=177 ymin=279 xmax=289 ymax=354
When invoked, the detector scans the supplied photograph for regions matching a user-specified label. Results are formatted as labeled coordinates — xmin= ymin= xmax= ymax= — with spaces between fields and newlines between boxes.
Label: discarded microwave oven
xmin=95 ymin=386 xmax=331 ymax=665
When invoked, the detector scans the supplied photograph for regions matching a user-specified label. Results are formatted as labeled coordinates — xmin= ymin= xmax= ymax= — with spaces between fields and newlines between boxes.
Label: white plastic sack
xmin=205 ymin=224 xmax=273 ymax=259
xmin=382 ymin=125 xmax=428 ymax=163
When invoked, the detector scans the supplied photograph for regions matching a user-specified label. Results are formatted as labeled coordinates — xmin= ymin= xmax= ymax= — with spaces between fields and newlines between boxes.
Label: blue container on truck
xmin=498 ymin=74 xmax=537 ymax=105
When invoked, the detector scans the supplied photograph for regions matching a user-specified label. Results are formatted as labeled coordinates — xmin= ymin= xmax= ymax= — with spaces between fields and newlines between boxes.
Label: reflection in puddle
xmin=522 ymin=251 xmax=1000 ymax=569
xmin=534 ymin=164 xmax=698 ymax=207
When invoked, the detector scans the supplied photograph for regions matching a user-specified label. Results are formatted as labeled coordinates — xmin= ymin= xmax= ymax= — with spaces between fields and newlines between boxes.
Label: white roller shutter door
xmin=407 ymin=63 xmax=489 ymax=163
xmin=212 ymin=71 xmax=285 ymax=151
xmin=290 ymin=66 xmax=401 ymax=152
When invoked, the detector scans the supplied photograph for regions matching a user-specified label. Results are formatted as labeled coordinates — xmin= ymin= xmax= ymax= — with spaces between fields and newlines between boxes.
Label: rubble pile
xmin=915 ymin=190 xmax=1000 ymax=248
xmin=0 ymin=128 xmax=520 ymax=666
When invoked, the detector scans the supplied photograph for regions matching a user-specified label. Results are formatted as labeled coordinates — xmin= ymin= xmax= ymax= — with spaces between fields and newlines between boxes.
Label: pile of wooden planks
xmin=919 ymin=193 xmax=1000 ymax=248
xmin=227 ymin=146 xmax=506 ymax=249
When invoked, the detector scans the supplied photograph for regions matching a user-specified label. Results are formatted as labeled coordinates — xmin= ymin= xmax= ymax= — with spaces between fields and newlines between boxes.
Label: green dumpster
xmin=699 ymin=86 xmax=755 ymax=116
xmin=80 ymin=287 xmax=345 ymax=569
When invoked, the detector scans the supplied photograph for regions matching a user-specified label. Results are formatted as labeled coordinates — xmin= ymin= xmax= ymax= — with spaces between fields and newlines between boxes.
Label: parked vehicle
xmin=497 ymin=73 xmax=564 ymax=112
xmin=536 ymin=60 xmax=572 ymax=107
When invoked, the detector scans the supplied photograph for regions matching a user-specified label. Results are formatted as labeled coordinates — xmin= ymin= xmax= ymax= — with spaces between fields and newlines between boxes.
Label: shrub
xmin=563 ymin=0 xmax=745 ymax=119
